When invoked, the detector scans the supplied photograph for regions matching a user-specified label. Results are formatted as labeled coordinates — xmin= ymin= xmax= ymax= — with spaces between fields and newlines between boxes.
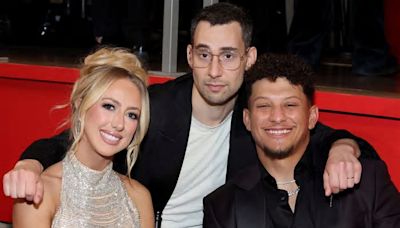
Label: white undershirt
xmin=161 ymin=112 xmax=232 ymax=228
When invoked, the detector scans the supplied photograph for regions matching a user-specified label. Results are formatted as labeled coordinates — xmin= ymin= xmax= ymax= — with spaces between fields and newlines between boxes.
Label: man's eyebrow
xmin=220 ymin=47 xmax=239 ymax=52
xmin=194 ymin=44 xmax=239 ymax=52
xmin=194 ymin=43 xmax=210 ymax=49
xmin=251 ymin=96 xmax=302 ymax=102
xmin=284 ymin=96 xmax=302 ymax=101
xmin=252 ymin=96 xmax=270 ymax=102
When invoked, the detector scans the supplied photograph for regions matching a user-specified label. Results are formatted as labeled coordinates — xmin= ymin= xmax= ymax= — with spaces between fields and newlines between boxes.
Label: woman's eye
xmin=102 ymin=103 xmax=115 ymax=110
xmin=128 ymin=112 xmax=138 ymax=120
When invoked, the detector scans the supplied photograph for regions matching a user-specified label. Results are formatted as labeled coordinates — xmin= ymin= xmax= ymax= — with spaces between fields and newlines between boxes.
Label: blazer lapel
xmin=157 ymin=75 xmax=193 ymax=142
xmin=134 ymin=74 xmax=194 ymax=211
xmin=234 ymin=166 xmax=267 ymax=227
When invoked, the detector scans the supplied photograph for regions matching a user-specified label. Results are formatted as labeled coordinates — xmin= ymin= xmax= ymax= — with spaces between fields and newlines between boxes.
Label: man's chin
xmin=201 ymin=90 xmax=238 ymax=106
xmin=264 ymin=146 xmax=292 ymax=159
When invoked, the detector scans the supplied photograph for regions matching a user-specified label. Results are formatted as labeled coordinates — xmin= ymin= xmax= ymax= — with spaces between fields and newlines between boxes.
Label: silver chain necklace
xmin=287 ymin=186 xmax=300 ymax=197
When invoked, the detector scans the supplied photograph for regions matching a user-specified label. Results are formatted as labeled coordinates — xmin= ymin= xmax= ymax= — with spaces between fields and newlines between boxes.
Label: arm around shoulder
xmin=312 ymin=122 xmax=379 ymax=159
xmin=20 ymin=130 xmax=70 ymax=170
xmin=312 ymin=123 xmax=381 ymax=195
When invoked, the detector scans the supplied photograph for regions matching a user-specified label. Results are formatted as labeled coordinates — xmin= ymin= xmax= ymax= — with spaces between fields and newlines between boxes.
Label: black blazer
xmin=21 ymin=73 xmax=378 ymax=216
xmin=203 ymin=159 xmax=400 ymax=228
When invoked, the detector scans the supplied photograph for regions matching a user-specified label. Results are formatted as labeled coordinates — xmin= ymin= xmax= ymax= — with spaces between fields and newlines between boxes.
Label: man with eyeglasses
xmin=4 ymin=3 xmax=379 ymax=227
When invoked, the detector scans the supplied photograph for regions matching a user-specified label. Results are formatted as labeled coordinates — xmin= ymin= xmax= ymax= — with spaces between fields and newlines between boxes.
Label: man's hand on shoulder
xmin=323 ymin=139 xmax=362 ymax=196
xmin=3 ymin=159 xmax=44 ymax=204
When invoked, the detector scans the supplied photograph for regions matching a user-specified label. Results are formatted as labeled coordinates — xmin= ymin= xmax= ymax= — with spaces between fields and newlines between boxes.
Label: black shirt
xmin=259 ymin=145 xmax=331 ymax=228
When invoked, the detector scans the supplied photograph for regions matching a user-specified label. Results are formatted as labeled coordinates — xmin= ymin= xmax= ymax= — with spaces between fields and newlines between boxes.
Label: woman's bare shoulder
xmin=118 ymin=174 xmax=150 ymax=196
xmin=118 ymin=174 xmax=155 ymax=227
xmin=42 ymin=162 xmax=62 ymax=191
xmin=41 ymin=162 xmax=63 ymax=211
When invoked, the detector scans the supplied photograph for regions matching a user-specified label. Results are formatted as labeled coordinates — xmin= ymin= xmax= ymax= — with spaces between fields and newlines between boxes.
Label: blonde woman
xmin=13 ymin=48 xmax=154 ymax=227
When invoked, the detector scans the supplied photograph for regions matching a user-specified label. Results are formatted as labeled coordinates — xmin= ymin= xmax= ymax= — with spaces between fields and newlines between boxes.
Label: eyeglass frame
xmin=190 ymin=46 xmax=249 ymax=71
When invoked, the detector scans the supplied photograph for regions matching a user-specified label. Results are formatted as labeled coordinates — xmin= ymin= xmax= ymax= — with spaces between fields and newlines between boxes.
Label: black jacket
xmin=203 ymin=148 xmax=400 ymax=228
xmin=21 ymin=73 xmax=378 ymax=217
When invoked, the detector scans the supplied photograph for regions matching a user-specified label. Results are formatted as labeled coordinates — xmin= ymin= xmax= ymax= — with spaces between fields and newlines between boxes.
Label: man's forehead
xmin=192 ymin=21 xmax=245 ymax=49
xmin=251 ymin=78 xmax=304 ymax=96
xmin=195 ymin=20 xmax=241 ymax=30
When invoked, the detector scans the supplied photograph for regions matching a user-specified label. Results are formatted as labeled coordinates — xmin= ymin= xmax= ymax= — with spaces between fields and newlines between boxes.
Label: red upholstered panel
xmin=0 ymin=77 xmax=72 ymax=222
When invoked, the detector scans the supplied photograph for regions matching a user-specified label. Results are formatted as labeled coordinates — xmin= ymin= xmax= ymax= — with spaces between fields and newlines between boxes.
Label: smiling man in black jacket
xmin=203 ymin=53 xmax=399 ymax=227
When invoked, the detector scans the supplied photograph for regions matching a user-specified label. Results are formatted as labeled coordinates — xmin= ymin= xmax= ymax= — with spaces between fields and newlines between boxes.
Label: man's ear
xmin=308 ymin=105 xmax=319 ymax=130
xmin=187 ymin=44 xmax=194 ymax=68
xmin=243 ymin=108 xmax=252 ymax=131
xmin=245 ymin=46 xmax=257 ymax=71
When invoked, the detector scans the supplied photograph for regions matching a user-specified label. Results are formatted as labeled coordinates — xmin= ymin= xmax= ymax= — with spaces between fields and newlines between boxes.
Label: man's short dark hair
xmin=190 ymin=2 xmax=253 ymax=48
xmin=245 ymin=53 xmax=315 ymax=107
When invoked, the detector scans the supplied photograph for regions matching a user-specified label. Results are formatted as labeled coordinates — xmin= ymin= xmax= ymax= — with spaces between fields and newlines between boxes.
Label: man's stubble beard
xmin=262 ymin=145 xmax=294 ymax=160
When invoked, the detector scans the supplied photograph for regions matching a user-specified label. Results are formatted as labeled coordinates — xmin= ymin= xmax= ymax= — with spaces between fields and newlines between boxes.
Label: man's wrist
xmin=14 ymin=159 xmax=44 ymax=174
xmin=332 ymin=139 xmax=361 ymax=158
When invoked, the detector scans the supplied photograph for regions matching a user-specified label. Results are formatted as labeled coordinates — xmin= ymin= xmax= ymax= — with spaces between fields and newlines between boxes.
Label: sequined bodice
xmin=52 ymin=153 xmax=140 ymax=228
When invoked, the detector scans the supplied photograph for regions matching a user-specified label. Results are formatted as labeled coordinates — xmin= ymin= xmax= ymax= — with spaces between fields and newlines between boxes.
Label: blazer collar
xmin=231 ymin=165 xmax=267 ymax=227
xmin=156 ymin=73 xmax=193 ymax=140
xmin=232 ymin=164 xmax=262 ymax=190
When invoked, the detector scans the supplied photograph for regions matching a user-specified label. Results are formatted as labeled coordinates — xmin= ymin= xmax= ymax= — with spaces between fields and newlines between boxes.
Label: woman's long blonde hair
xmin=69 ymin=47 xmax=150 ymax=175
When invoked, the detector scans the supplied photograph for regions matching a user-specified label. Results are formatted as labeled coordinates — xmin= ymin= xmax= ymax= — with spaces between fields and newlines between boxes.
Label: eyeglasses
xmin=192 ymin=48 xmax=247 ymax=70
